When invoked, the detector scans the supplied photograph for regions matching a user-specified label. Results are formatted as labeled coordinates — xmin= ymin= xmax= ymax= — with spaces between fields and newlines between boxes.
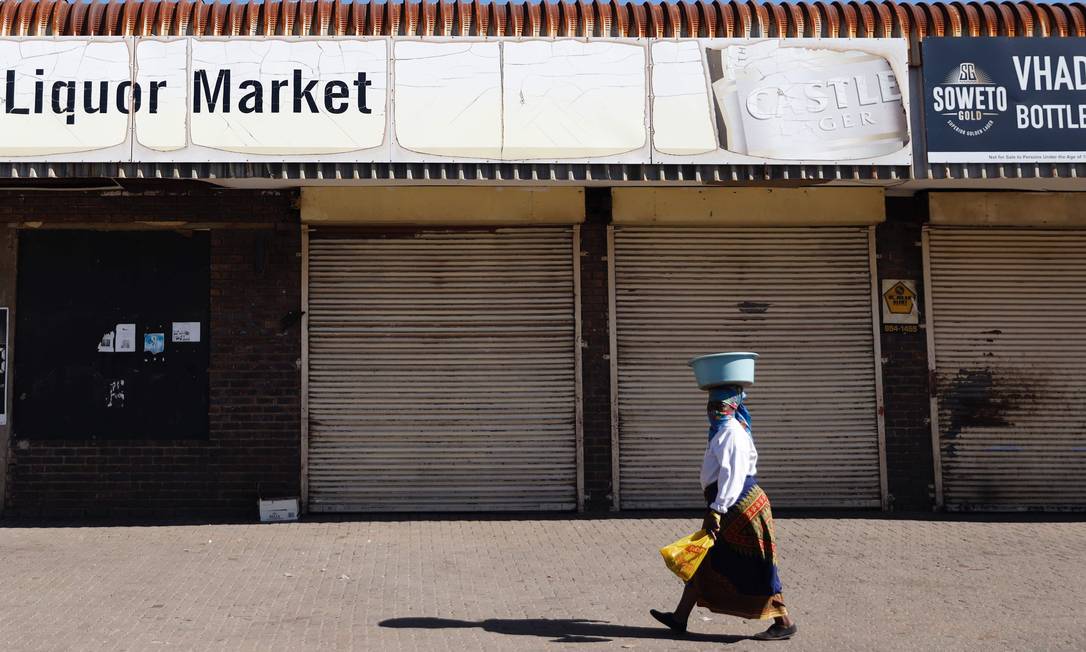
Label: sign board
xmin=923 ymin=37 xmax=1086 ymax=163
xmin=0 ymin=37 xmax=910 ymax=166
xmin=882 ymin=279 xmax=919 ymax=331
xmin=652 ymin=39 xmax=910 ymax=165
xmin=0 ymin=307 xmax=7 ymax=426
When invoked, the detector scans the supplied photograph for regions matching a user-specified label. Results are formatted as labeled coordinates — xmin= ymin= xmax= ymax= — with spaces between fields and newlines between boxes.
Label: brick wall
xmin=2 ymin=182 xmax=301 ymax=518
xmin=877 ymin=196 xmax=935 ymax=511
xmin=580 ymin=189 xmax=614 ymax=511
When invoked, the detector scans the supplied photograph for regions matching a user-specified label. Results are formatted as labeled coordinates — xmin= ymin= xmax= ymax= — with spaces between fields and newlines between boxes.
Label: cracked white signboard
xmin=393 ymin=41 xmax=503 ymax=159
xmin=0 ymin=39 xmax=132 ymax=160
xmin=392 ymin=39 xmax=648 ymax=162
xmin=0 ymin=36 xmax=907 ymax=165
xmin=136 ymin=38 xmax=389 ymax=161
xmin=189 ymin=39 xmax=386 ymax=156
xmin=501 ymin=40 xmax=647 ymax=161
xmin=652 ymin=39 xmax=911 ymax=165
xmin=131 ymin=38 xmax=388 ymax=160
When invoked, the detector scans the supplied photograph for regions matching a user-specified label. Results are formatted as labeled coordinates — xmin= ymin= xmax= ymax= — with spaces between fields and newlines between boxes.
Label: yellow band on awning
xmin=301 ymin=187 xmax=585 ymax=226
xmin=612 ymin=188 xmax=885 ymax=226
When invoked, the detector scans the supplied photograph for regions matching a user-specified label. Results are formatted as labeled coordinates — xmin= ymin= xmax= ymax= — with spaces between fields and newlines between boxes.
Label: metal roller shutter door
xmin=614 ymin=227 xmax=882 ymax=509
xmin=307 ymin=228 xmax=577 ymax=512
xmin=927 ymin=229 xmax=1086 ymax=510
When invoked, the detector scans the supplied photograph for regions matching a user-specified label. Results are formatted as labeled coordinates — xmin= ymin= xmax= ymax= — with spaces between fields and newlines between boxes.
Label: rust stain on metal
xmin=940 ymin=368 xmax=1036 ymax=457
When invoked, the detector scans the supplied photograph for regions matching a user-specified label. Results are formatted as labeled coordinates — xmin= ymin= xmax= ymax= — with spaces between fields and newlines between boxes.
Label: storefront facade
xmin=0 ymin=0 xmax=1082 ymax=516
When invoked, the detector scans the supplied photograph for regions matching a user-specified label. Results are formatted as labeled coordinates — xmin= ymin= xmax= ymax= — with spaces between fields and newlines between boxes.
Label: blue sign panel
xmin=923 ymin=37 xmax=1086 ymax=163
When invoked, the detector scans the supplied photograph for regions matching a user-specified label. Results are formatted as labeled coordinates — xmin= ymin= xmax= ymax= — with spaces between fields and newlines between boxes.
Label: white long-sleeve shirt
xmin=699 ymin=417 xmax=758 ymax=514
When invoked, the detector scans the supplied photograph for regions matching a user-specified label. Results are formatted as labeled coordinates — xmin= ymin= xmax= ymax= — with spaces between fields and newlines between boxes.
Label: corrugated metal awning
xmin=0 ymin=0 xmax=1075 ymax=39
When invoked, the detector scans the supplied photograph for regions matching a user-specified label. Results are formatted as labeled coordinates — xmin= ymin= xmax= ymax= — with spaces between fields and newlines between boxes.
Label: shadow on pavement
xmin=378 ymin=616 xmax=748 ymax=645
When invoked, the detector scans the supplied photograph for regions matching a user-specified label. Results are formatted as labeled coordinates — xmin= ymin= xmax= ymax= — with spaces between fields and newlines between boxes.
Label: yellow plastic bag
xmin=660 ymin=530 xmax=715 ymax=582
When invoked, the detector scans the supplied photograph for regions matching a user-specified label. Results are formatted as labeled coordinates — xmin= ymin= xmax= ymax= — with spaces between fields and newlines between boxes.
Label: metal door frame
xmin=868 ymin=225 xmax=890 ymax=510
xmin=573 ymin=224 xmax=585 ymax=512
xmin=921 ymin=227 xmax=945 ymax=509
xmin=300 ymin=225 xmax=311 ymax=512
xmin=606 ymin=225 xmax=621 ymax=511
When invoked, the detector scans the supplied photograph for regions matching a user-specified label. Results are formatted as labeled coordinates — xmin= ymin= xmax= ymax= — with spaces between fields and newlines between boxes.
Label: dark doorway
xmin=14 ymin=230 xmax=210 ymax=439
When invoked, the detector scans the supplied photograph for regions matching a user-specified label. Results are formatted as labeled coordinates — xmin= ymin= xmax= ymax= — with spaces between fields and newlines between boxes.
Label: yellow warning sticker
xmin=884 ymin=282 xmax=916 ymax=314
xmin=881 ymin=279 xmax=919 ymax=326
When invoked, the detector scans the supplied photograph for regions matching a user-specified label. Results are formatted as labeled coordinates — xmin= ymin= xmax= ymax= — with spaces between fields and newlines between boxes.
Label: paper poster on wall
xmin=172 ymin=322 xmax=201 ymax=343
xmin=115 ymin=324 xmax=136 ymax=352
xmin=143 ymin=333 xmax=165 ymax=355
xmin=98 ymin=330 xmax=115 ymax=352
xmin=0 ymin=308 xmax=7 ymax=426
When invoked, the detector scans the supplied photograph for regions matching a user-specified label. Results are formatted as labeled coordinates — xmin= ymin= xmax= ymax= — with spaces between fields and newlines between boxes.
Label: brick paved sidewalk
xmin=0 ymin=516 xmax=1083 ymax=651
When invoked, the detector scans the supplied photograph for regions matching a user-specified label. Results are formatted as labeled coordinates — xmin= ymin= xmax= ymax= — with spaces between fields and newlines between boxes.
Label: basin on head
xmin=688 ymin=352 xmax=759 ymax=390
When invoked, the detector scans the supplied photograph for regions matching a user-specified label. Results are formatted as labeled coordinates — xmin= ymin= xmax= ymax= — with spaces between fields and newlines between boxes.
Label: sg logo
xmin=958 ymin=62 xmax=978 ymax=82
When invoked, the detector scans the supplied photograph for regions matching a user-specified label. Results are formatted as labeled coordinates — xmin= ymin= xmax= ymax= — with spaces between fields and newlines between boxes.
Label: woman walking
xmin=651 ymin=386 xmax=798 ymax=641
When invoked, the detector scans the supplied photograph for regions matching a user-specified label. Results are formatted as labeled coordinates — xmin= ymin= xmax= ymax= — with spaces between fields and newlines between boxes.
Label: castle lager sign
xmin=0 ymin=37 xmax=911 ymax=165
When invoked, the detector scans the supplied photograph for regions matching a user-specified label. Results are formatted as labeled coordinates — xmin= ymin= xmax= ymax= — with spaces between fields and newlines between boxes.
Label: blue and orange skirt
xmin=691 ymin=476 xmax=788 ymax=620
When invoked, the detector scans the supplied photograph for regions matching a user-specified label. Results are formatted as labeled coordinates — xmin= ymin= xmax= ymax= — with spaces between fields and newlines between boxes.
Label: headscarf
xmin=707 ymin=385 xmax=752 ymax=438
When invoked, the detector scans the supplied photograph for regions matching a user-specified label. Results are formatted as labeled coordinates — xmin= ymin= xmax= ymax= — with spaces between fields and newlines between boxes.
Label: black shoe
xmin=649 ymin=609 xmax=688 ymax=634
xmin=753 ymin=622 xmax=798 ymax=641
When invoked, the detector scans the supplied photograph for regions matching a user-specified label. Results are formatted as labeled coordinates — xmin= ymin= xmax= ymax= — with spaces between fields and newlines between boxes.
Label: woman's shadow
xmin=379 ymin=617 xmax=748 ymax=645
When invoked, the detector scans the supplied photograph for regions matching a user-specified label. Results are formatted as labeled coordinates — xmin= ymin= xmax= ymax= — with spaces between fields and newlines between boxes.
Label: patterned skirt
xmin=691 ymin=475 xmax=788 ymax=620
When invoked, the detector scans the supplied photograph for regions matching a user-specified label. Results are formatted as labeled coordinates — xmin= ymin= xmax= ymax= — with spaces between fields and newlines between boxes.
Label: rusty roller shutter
xmin=927 ymin=229 xmax=1086 ymax=510
xmin=307 ymin=228 xmax=577 ymax=512
xmin=614 ymin=227 xmax=882 ymax=509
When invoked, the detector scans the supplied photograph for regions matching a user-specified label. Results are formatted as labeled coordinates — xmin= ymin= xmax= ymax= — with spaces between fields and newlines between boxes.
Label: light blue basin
xmin=688 ymin=352 xmax=759 ymax=389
